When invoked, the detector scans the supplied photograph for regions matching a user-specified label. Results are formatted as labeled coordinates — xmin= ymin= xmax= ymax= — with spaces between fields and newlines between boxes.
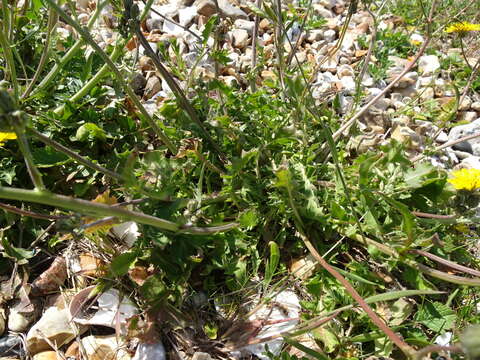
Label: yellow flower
xmin=448 ymin=168 xmax=480 ymax=191
xmin=0 ymin=132 xmax=17 ymax=146
xmin=445 ymin=22 xmax=480 ymax=34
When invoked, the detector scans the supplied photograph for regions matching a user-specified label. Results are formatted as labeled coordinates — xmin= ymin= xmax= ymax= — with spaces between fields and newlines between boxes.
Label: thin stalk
xmin=55 ymin=0 xmax=155 ymax=112
xmin=54 ymin=41 xmax=126 ymax=114
xmin=0 ymin=186 xmax=178 ymax=231
xmin=349 ymin=233 xmax=480 ymax=286
xmin=299 ymin=232 xmax=415 ymax=357
xmin=12 ymin=122 xmax=45 ymax=191
xmin=0 ymin=186 xmax=238 ymax=234
xmin=134 ymin=27 xmax=223 ymax=159
xmin=274 ymin=0 xmax=286 ymax=93
xmin=22 ymin=8 xmax=57 ymax=99
xmin=249 ymin=0 xmax=263 ymax=92
xmin=31 ymin=0 xmax=106 ymax=97
xmin=28 ymin=128 xmax=124 ymax=181
xmin=43 ymin=0 xmax=177 ymax=154
xmin=0 ymin=24 xmax=19 ymax=101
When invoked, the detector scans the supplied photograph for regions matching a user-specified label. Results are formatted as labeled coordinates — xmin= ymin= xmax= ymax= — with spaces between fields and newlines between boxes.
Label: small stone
xmin=459 ymin=96 xmax=472 ymax=111
xmin=448 ymin=118 xmax=480 ymax=155
xmin=234 ymin=19 xmax=255 ymax=35
xmin=418 ymin=76 xmax=434 ymax=87
xmin=458 ymin=111 xmax=478 ymax=123
xmin=436 ymin=131 xmax=448 ymax=143
xmin=340 ymin=76 xmax=356 ymax=95
xmin=459 ymin=156 xmax=480 ymax=170
xmin=76 ymin=0 xmax=89 ymax=9
xmin=146 ymin=17 xmax=163 ymax=31
xmin=8 ymin=306 xmax=34 ymax=333
xmin=323 ymin=29 xmax=336 ymax=42
xmin=259 ymin=18 xmax=270 ymax=31
xmin=337 ymin=64 xmax=354 ymax=78
xmin=81 ymin=335 xmax=131 ymax=360
xmin=418 ymin=55 xmax=440 ymax=75
xmin=231 ymin=29 xmax=249 ymax=48
xmin=144 ymin=76 xmax=162 ymax=100
xmin=314 ymin=5 xmax=333 ymax=18
xmin=307 ymin=29 xmax=323 ymax=42
xmin=191 ymin=352 xmax=212 ymax=360
xmin=32 ymin=352 xmax=62 ymax=360
xmin=138 ymin=56 xmax=155 ymax=72
xmin=472 ymin=102 xmax=480 ymax=112
xmin=419 ymin=87 xmax=434 ymax=100
xmin=26 ymin=307 xmax=82 ymax=355
xmin=133 ymin=343 xmax=166 ymax=360
xmin=178 ymin=6 xmax=197 ymax=26
xmin=391 ymin=125 xmax=423 ymax=149
xmin=195 ymin=0 xmax=247 ymax=19
xmin=130 ymin=73 xmax=147 ymax=95
xmin=261 ymin=70 xmax=276 ymax=81
xmin=290 ymin=254 xmax=318 ymax=280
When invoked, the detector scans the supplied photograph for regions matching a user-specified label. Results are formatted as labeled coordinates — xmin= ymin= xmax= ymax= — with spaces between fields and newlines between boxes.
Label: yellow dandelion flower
xmin=445 ymin=22 xmax=480 ymax=34
xmin=448 ymin=168 xmax=480 ymax=191
xmin=0 ymin=132 xmax=17 ymax=146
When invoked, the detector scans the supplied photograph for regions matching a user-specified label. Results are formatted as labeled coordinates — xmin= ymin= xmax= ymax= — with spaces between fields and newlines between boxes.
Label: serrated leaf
xmin=404 ymin=162 xmax=435 ymax=189
xmin=239 ymin=209 xmax=258 ymax=229
xmin=110 ymin=251 xmax=137 ymax=276
xmin=32 ymin=146 xmax=70 ymax=168
xmin=1 ymin=235 xmax=35 ymax=264
xmin=415 ymin=301 xmax=455 ymax=333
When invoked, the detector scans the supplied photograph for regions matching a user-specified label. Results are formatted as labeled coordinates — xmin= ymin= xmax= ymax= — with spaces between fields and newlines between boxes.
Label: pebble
xmin=26 ymin=307 xmax=82 ymax=355
xmin=459 ymin=96 xmax=472 ymax=111
xmin=459 ymin=156 xmax=480 ymax=170
xmin=195 ymin=0 xmax=247 ymax=19
xmin=179 ymin=6 xmax=197 ymax=26
xmin=232 ymin=28 xmax=249 ymax=48
xmin=391 ymin=125 xmax=423 ymax=149
xmin=144 ymin=76 xmax=162 ymax=100
xmin=340 ymin=76 xmax=356 ymax=95
xmin=418 ymin=55 xmax=441 ymax=75
xmin=81 ymin=335 xmax=131 ymax=360
xmin=234 ymin=19 xmax=255 ymax=35
xmin=323 ymin=29 xmax=336 ymax=42
xmin=448 ymin=118 xmax=480 ymax=155
xmin=130 ymin=73 xmax=147 ymax=95
xmin=7 ymin=306 xmax=33 ymax=333
xmin=472 ymin=102 xmax=480 ymax=112
xmin=458 ymin=111 xmax=478 ymax=123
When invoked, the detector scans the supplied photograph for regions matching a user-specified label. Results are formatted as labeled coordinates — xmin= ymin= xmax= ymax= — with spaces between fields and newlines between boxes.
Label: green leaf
xmin=404 ymin=162 xmax=436 ymax=189
xmin=32 ymin=146 xmax=70 ymax=168
xmin=379 ymin=193 xmax=414 ymax=247
xmin=75 ymin=123 xmax=107 ymax=142
xmin=202 ymin=15 xmax=217 ymax=44
xmin=265 ymin=241 xmax=279 ymax=284
xmin=1 ymin=235 xmax=35 ymax=264
xmin=239 ymin=209 xmax=258 ymax=229
xmin=415 ymin=301 xmax=455 ymax=333
xmin=110 ymin=251 xmax=137 ymax=276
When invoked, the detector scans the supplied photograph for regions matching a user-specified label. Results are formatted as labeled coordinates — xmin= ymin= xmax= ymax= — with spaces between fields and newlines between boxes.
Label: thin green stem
xmin=54 ymin=41 xmax=126 ymax=114
xmin=22 ymin=8 xmax=57 ymax=99
xmin=12 ymin=122 xmax=45 ymax=191
xmin=0 ymin=186 xmax=238 ymax=234
xmin=28 ymin=128 xmax=124 ymax=181
xmin=0 ymin=23 xmax=19 ymax=101
xmin=42 ymin=0 xmax=177 ymax=154
xmin=31 ymin=0 xmax=106 ymax=97
xmin=0 ymin=185 xmax=178 ymax=231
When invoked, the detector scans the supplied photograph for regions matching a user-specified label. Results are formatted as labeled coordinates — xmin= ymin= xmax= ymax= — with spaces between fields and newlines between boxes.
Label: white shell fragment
xmin=70 ymin=287 xmax=138 ymax=335
xmin=110 ymin=221 xmax=141 ymax=247
xmin=232 ymin=290 xmax=301 ymax=360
